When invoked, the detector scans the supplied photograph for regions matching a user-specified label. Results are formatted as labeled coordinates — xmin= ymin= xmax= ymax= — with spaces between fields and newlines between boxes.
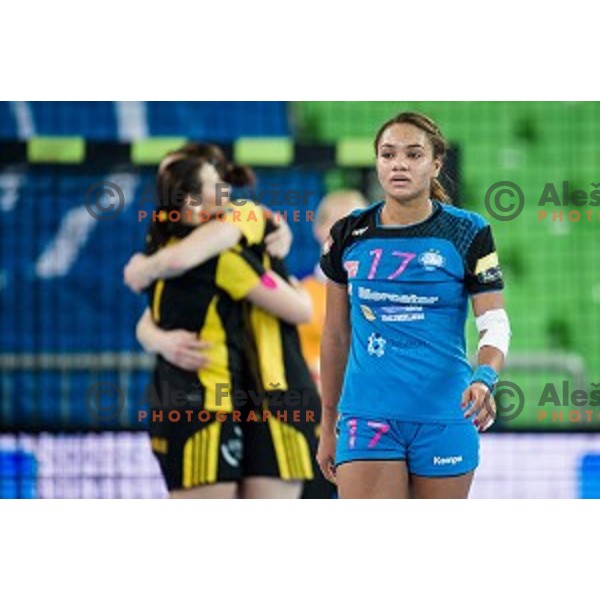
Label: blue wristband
xmin=470 ymin=365 xmax=499 ymax=392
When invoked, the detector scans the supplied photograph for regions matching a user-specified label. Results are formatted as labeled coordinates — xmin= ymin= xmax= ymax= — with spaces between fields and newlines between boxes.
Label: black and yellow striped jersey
xmin=220 ymin=204 xmax=316 ymax=395
xmin=146 ymin=214 xmax=266 ymax=413
xmin=241 ymin=253 xmax=314 ymax=394
xmin=147 ymin=201 xmax=316 ymax=404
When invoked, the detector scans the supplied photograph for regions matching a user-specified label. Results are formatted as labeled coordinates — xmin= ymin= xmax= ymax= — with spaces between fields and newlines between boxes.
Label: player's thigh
xmin=410 ymin=471 xmax=475 ymax=499
xmin=336 ymin=460 xmax=410 ymax=499
xmin=239 ymin=476 xmax=302 ymax=499
xmin=170 ymin=483 xmax=238 ymax=499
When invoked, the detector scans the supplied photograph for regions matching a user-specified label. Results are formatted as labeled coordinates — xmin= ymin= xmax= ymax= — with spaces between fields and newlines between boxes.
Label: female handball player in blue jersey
xmin=317 ymin=112 xmax=511 ymax=499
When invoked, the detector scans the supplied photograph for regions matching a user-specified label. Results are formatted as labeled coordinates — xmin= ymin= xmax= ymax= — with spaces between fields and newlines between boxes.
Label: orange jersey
xmin=298 ymin=272 xmax=327 ymax=377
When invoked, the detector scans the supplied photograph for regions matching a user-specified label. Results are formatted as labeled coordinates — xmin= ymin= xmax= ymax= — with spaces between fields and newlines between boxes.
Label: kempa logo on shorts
xmin=433 ymin=455 xmax=463 ymax=466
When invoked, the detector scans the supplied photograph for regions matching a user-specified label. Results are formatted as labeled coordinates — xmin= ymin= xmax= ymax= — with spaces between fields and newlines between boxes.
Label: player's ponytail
xmin=374 ymin=112 xmax=452 ymax=204
xmin=431 ymin=177 xmax=450 ymax=203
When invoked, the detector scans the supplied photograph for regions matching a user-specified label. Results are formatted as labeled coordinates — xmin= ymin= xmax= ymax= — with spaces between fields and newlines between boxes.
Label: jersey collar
xmin=375 ymin=199 xmax=442 ymax=230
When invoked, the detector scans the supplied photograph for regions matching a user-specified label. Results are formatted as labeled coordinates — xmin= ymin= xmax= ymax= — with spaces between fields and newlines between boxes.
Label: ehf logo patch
xmin=418 ymin=249 xmax=446 ymax=271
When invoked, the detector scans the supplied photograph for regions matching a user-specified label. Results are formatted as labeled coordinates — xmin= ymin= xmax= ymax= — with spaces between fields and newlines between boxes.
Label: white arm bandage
xmin=476 ymin=308 xmax=511 ymax=358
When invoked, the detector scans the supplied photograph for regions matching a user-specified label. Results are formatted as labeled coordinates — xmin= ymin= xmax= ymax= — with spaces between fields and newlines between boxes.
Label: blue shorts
xmin=335 ymin=415 xmax=479 ymax=477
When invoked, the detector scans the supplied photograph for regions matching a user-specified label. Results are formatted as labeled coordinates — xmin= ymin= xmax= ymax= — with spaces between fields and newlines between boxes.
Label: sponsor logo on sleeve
xmin=475 ymin=252 xmax=503 ymax=283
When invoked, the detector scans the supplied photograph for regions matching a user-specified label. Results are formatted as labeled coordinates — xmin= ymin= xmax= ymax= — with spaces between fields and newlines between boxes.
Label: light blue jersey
xmin=320 ymin=200 xmax=504 ymax=423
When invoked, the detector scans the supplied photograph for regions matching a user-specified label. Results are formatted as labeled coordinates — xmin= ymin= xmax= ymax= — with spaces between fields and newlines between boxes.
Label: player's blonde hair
xmin=316 ymin=189 xmax=369 ymax=226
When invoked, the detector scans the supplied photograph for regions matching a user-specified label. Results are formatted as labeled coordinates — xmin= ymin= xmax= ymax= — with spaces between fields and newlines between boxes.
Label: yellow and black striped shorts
xmin=149 ymin=392 xmax=317 ymax=492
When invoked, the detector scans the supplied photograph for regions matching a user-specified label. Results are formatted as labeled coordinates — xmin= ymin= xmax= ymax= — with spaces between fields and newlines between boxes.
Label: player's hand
xmin=159 ymin=330 xmax=211 ymax=371
xmin=265 ymin=219 xmax=292 ymax=259
xmin=123 ymin=253 xmax=152 ymax=293
xmin=461 ymin=382 xmax=496 ymax=432
xmin=317 ymin=429 xmax=337 ymax=484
